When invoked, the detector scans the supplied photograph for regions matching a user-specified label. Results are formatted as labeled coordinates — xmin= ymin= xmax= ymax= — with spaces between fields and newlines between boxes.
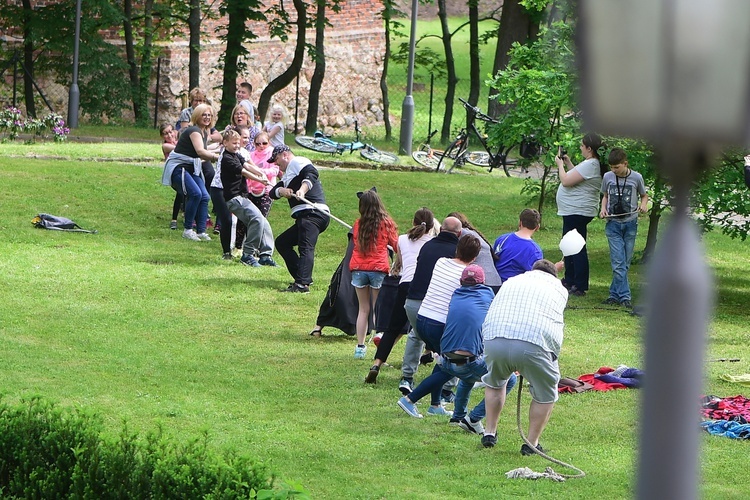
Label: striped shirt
xmin=418 ymin=258 xmax=466 ymax=323
xmin=482 ymin=270 xmax=568 ymax=356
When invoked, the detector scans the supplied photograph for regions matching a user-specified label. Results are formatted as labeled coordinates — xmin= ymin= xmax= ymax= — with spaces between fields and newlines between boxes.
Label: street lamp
xmin=577 ymin=1 xmax=750 ymax=499
xmin=398 ymin=0 xmax=419 ymax=156
xmin=67 ymin=0 xmax=82 ymax=129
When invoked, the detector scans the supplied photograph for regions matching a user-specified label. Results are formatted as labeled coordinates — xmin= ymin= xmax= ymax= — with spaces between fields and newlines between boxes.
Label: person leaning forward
xmin=479 ymin=259 xmax=569 ymax=454
xmin=269 ymin=145 xmax=330 ymax=293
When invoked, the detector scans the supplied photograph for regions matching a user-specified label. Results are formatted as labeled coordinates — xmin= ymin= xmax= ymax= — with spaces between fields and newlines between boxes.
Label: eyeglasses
xmin=255 ymin=141 xmax=268 ymax=145
xmin=202 ymin=113 xmax=212 ymax=117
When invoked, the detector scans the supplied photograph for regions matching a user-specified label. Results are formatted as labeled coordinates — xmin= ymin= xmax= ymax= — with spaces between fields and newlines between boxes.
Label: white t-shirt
xmin=264 ymin=120 xmax=285 ymax=148
xmin=418 ymin=258 xmax=466 ymax=323
xmin=398 ymin=233 xmax=434 ymax=284
xmin=556 ymin=158 xmax=602 ymax=217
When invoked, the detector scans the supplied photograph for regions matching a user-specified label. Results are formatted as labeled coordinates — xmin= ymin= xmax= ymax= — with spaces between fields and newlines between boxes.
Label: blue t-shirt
xmin=493 ymin=232 xmax=543 ymax=282
xmin=441 ymin=285 xmax=495 ymax=356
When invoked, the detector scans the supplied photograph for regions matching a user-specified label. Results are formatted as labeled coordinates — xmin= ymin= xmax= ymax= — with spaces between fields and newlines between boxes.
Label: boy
xmin=599 ymin=148 xmax=649 ymax=308
xmin=493 ymin=208 xmax=543 ymax=282
xmin=219 ymin=129 xmax=277 ymax=267
xmin=236 ymin=82 xmax=255 ymax=125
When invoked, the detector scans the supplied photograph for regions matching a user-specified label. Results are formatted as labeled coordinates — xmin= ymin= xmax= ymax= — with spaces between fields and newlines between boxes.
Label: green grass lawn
xmin=1 ymin=147 xmax=749 ymax=498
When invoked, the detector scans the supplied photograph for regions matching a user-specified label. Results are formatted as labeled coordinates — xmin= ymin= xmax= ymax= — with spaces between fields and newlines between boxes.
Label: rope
xmin=507 ymin=375 xmax=586 ymax=481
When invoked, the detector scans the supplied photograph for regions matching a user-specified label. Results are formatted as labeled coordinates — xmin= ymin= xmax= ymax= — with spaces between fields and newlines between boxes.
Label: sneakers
xmin=601 ymin=297 xmax=620 ymax=306
xmin=213 ymin=223 xmax=221 ymax=235
xmin=170 ymin=220 xmax=177 ymax=230
xmin=398 ymin=378 xmax=413 ymax=396
xmin=620 ymin=299 xmax=633 ymax=309
xmin=182 ymin=229 xmax=201 ymax=241
xmin=569 ymin=286 xmax=586 ymax=297
xmin=521 ymin=443 xmax=545 ymax=456
xmin=196 ymin=232 xmax=211 ymax=241
xmin=240 ymin=254 xmax=261 ymax=267
xmin=281 ymin=282 xmax=310 ymax=293
xmin=365 ymin=365 xmax=379 ymax=384
xmin=481 ymin=434 xmax=497 ymax=448
xmin=441 ymin=390 xmax=456 ymax=405
xmin=354 ymin=345 xmax=367 ymax=359
xmin=258 ymin=255 xmax=279 ymax=267
xmin=397 ymin=396 xmax=423 ymax=418
xmin=427 ymin=405 xmax=453 ymax=417
xmin=231 ymin=248 xmax=242 ymax=258
xmin=458 ymin=417 xmax=485 ymax=435
xmin=222 ymin=252 xmax=233 ymax=260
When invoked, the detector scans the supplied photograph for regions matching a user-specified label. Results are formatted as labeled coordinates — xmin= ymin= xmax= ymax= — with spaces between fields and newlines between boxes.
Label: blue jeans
xmin=408 ymin=315 xmax=448 ymax=405
xmin=171 ymin=166 xmax=209 ymax=233
xmin=605 ymin=218 xmax=638 ymax=301
xmin=446 ymin=360 xmax=517 ymax=422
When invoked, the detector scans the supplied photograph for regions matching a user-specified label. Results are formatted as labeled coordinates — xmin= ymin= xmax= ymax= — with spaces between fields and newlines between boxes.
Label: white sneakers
xmin=182 ymin=229 xmax=211 ymax=241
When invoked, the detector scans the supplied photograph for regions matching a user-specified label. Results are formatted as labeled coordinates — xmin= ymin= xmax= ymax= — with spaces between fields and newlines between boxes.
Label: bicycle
xmin=416 ymin=98 xmax=540 ymax=176
xmin=294 ymin=120 xmax=399 ymax=165
xmin=411 ymin=129 xmax=486 ymax=171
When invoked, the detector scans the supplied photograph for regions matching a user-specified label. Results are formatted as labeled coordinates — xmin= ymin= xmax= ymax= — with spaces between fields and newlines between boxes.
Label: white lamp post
xmin=577 ymin=1 xmax=750 ymax=499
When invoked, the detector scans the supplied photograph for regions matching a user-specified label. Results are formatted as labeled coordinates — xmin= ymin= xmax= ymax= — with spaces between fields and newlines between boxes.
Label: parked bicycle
xmin=294 ymin=121 xmax=399 ymax=165
xmin=413 ymin=98 xmax=540 ymax=176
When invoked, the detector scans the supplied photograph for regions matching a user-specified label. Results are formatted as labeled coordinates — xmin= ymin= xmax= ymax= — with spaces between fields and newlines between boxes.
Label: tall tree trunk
xmin=258 ymin=0 xmax=307 ymax=122
xmin=467 ymin=0 xmax=480 ymax=144
xmin=217 ymin=0 xmax=248 ymax=126
xmin=188 ymin=0 xmax=201 ymax=90
xmin=380 ymin=0 xmax=393 ymax=141
xmin=487 ymin=0 xmax=540 ymax=118
xmin=123 ymin=0 xmax=143 ymax=122
xmin=437 ymin=0 xmax=456 ymax=144
xmin=305 ymin=0 xmax=326 ymax=135
xmin=136 ymin=0 xmax=154 ymax=126
xmin=21 ymin=0 xmax=36 ymax=118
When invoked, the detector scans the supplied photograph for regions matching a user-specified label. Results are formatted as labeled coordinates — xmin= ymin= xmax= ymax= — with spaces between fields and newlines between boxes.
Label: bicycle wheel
xmin=412 ymin=150 xmax=442 ymax=169
xmin=437 ymin=137 xmax=465 ymax=173
xmin=294 ymin=135 xmax=338 ymax=154
xmin=360 ymin=146 xmax=399 ymax=164
xmin=466 ymin=151 xmax=490 ymax=167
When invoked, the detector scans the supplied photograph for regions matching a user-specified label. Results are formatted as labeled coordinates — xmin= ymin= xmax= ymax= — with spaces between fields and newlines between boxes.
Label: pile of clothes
xmin=558 ymin=365 xmax=644 ymax=394
xmin=700 ymin=395 xmax=750 ymax=440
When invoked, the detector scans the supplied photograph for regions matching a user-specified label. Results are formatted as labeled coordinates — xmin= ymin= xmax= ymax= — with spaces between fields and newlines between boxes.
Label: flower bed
xmin=0 ymin=107 xmax=70 ymax=142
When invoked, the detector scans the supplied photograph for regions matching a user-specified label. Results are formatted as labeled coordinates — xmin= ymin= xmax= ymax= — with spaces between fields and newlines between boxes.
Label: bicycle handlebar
xmin=458 ymin=97 xmax=499 ymax=124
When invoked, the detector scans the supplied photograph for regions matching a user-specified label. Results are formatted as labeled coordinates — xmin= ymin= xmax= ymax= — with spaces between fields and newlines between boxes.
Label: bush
xmin=0 ymin=107 xmax=70 ymax=142
xmin=0 ymin=397 xmax=300 ymax=499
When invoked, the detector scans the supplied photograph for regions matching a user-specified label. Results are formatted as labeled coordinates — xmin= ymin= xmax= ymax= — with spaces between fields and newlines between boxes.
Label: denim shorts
xmin=351 ymin=270 xmax=386 ymax=289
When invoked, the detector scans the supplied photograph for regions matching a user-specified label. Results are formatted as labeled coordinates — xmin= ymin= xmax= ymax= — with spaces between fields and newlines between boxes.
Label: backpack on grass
xmin=32 ymin=214 xmax=97 ymax=234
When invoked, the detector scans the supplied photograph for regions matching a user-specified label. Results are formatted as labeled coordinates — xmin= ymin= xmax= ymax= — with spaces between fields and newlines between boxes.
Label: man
xmin=480 ymin=259 xmax=568 ymax=454
xmin=398 ymin=216 xmax=462 ymax=395
xmin=493 ymin=208 xmax=544 ymax=282
xmin=269 ymin=145 xmax=330 ymax=293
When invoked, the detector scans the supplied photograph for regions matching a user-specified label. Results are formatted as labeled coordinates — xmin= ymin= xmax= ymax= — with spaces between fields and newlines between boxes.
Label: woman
xmin=228 ymin=104 xmax=260 ymax=150
xmin=349 ymin=190 xmax=399 ymax=359
xmin=448 ymin=212 xmax=502 ymax=293
xmin=555 ymin=132 xmax=606 ymax=296
xmin=365 ymin=208 xmax=436 ymax=383
xmin=160 ymin=123 xmax=182 ymax=230
xmin=161 ymin=103 xmax=219 ymax=242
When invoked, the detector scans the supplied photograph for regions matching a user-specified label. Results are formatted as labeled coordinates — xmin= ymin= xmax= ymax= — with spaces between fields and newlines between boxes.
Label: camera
xmin=612 ymin=200 xmax=628 ymax=215
xmin=558 ymin=146 xmax=567 ymax=158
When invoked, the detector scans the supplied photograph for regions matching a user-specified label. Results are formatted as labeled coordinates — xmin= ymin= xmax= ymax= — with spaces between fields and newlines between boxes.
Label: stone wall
xmin=159 ymin=0 xmax=386 ymax=133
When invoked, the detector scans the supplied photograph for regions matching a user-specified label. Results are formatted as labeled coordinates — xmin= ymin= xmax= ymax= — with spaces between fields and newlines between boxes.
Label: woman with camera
xmin=554 ymin=133 xmax=607 ymax=296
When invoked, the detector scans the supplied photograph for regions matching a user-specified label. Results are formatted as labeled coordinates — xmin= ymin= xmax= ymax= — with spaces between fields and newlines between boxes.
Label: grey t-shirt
xmin=556 ymin=158 xmax=602 ymax=217
xmin=601 ymin=170 xmax=646 ymax=223
xmin=461 ymin=228 xmax=502 ymax=287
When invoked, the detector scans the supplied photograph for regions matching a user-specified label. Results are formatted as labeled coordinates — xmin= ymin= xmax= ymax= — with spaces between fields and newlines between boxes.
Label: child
xmin=599 ymin=148 xmax=649 ymax=308
xmin=247 ymin=131 xmax=279 ymax=217
xmin=349 ymin=189 xmax=398 ymax=359
xmin=160 ymin=123 xmax=181 ymax=230
xmin=236 ymin=82 xmax=255 ymax=125
xmin=219 ymin=129 xmax=277 ymax=268
xmin=264 ymin=104 xmax=286 ymax=148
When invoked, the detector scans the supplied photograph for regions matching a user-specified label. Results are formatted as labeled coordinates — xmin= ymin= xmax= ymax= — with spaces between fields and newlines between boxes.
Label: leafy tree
xmin=378 ymin=0 xmax=405 ymax=141
xmin=122 ymin=0 xmax=157 ymax=126
xmin=216 ymin=0 xmax=265 ymax=126
xmin=257 ymin=0 xmax=307 ymax=123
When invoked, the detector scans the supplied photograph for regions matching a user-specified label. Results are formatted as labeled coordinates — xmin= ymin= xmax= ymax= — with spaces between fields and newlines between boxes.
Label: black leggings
xmin=374 ymin=281 xmax=410 ymax=363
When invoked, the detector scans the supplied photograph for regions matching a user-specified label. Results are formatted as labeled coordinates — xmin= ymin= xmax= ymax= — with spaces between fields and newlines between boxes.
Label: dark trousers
xmin=562 ymin=214 xmax=594 ymax=291
xmin=276 ymin=211 xmax=330 ymax=286
xmin=374 ymin=281 xmax=410 ymax=363
xmin=209 ymin=186 xmax=232 ymax=254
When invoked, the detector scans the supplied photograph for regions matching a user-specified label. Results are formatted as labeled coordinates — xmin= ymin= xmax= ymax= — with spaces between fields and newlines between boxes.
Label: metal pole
xmin=295 ymin=71 xmax=300 ymax=134
xmin=12 ymin=51 xmax=18 ymax=108
xmin=67 ymin=0 xmax=82 ymax=129
xmin=428 ymin=72 xmax=434 ymax=141
xmin=398 ymin=0 xmax=419 ymax=156
xmin=153 ymin=57 xmax=161 ymax=128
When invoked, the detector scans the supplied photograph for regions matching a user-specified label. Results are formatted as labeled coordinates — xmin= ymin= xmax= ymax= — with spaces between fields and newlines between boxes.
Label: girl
xmin=264 ymin=104 xmax=286 ymax=148
xmin=160 ymin=123 xmax=181 ymax=230
xmin=365 ymin=207 xmax=436 ymax=382
xmin=247 ymin=131 xmax=279 ymax=217
xmin=349 ymin=190 xmax=398 ymax=359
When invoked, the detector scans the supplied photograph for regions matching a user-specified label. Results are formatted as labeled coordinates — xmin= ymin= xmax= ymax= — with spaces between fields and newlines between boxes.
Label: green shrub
xmin=0 ymin=397 xmax=294 ymax=499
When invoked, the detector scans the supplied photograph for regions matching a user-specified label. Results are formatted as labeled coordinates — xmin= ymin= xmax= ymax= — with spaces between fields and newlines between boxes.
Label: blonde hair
xmin=190 ymin=103 xmax=215 ymax=128
xmin=269 ymin=104 xmax=286 ymax=124
xmin=188 ymin=87 xmax=206 ymax=104
xmin=231 ymin=104 xmax=250 ymax=127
